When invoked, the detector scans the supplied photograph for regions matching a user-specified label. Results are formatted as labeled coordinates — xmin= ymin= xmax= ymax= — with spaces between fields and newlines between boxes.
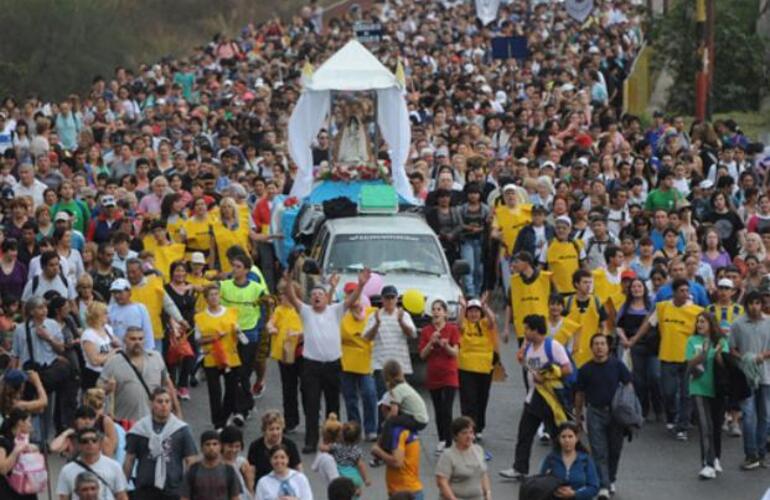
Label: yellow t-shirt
xmin=510 ymin=271 xmax=552 ymax=339
xmin=657 ymin=301 xmax=704 ymax=363
xmin=183 ymin=217 xmax=213 ymax=254
xmin=493 ymin=203 xmax=532 ymax=256
xmin=458 ymin=319 xmax=496 ymax=373
xmin=269 ymin=304 xmax=303 ymax=362
xmin=340 ymin=307 xmax=376 ymax=374
xmin=131 ymin=276 xmax=166 ymax=340
xmin=592 ymin=268 xmax=625 ymax=311
xmin=385 ymin=429 xmax=422 ymax=495
xmin=546 ymin=239 xmax=583 ymax=294
xmin=213 ymin=222 xmax=251 ymax=274
xmin=195 ymin=306 xmax=241 ymax=368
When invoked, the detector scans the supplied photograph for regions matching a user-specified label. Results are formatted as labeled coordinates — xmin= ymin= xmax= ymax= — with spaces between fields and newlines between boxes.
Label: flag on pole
xmin=475 ymin=0 xmax=501 ymax=26
xmin=565 ymin=0 xmax=594 ymax=23
xmin=300 ymin=61 xmax=314 ymax=88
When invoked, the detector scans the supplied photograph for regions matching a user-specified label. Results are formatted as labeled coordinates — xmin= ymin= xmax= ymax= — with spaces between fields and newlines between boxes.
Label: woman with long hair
xmin=0 ymin=239 xmax=27 ymax=302
xmin=53 ymin=226 xmax=84 ymax=283
xmin=0 ymin=408 xmax=38 ymax=500
xmin=538 ymin=421 xmax=599 ymax=499
xmin=80 ymin=301 xmax=119 ymax=389
xmin=160 ymin=193 xmax=187 ymax=244
xmin=212 ymin=197 xmax=251 ymax=274
xmin=685 ymin=312 xmax=727 ymax=479
xmin=701 ymin=227 xmax=731 ymax=276
xmin=705 ymin=191 xmax=745 ymax=258
xmin=182 ymin=197 xmax=215 ymax=266
xmin=617 ymin=278 xmax=661 ymax=421
xmin=255 ymin=443 xmax=313 ymax=500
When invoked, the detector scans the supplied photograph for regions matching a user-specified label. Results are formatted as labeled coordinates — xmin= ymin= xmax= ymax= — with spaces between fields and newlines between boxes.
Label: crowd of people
xmin=0 ymin=0 xmax=768 ymax=499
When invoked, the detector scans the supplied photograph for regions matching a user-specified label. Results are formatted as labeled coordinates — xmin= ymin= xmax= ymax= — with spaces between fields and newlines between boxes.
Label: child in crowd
xmin=377 ymin=359 xmax=429 ymax=453
xmin=330 ymin=421 xmax=371 ymax=495
xmin=313 ymin=413 xmax=343 ymax=486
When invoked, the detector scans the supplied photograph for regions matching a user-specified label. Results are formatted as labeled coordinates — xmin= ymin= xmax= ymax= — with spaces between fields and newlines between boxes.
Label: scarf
xmin=128 ymin=414 xmax=187 ymax=489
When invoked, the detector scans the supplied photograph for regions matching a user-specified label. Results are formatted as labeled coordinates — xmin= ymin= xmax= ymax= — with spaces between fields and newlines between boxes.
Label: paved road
xmin=48 ymin=330 xmax=770 ymax=500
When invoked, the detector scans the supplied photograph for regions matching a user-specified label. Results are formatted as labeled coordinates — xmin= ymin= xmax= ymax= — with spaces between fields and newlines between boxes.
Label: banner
xmin=565 ymin=0 xmax=594 ymax=23
xmin=475 ymin=0 xmax=501 ymax=26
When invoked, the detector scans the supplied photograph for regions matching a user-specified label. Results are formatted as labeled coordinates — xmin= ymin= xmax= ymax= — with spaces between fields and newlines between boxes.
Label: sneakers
xmin=609 ymin=483 xmax=616 ymax=495
xmin=597 ymin=488 xmax=610 ymax=500
xmin=728 ymin=421 xmax=742 ymax=437
xmin=498 ymin=468 xmax=526 ymax=480
xmin=537 ymin=424 xmax=551 ymax=445
xmin=714 ymin=458 xmax=722 ymax=473
xmin=698 ymin=465 xmax=716 ymax=479
xmin=665 ymin=423 xmax=676 ymax=431
xmin=231 ymin=413 xmax=245 ymax=427
xmin=484 ymin=450 xmax=492 ymax=461
xmin=178 ymin=388 xmax=190 ymax=400
xmin=435 ymin=442 xmax=446 ymax=455
xmin=369 ymin=456 xmax=384 ymax=467
xmin=475 ymin=432 xmax=483 ymax=442
xmin=365 ymin=432 xmax=378 ymax=442
xmin=741 ymin=457 xmax=761 ymax=470
xmin=675 ymin=431 xmax=688 ymax=441
xmin=251 ymin=381 xmax=265 ymax=398
xmin=301 ymin=445 xmax=317 ymax=454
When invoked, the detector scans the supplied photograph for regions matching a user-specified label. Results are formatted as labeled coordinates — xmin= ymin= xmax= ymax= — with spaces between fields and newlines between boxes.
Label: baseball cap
xmin=466 ymin=299 xmax=483 ymax=310
xmin=110 ymin=278 xmax=131 ymax=292
xmin=502 ymin=184 xmax=518 ymax=193
xmin=555 ymin=215 xmax=572 ymax=227
xmin=190 ymin=252 xmax=206 ymax=265
xmin=621 ymin=269 xmax=637 ymax=281
xmin=717 ymin=278 xmax=734 ymax=289
xmin=698 ymin=179 xmax=714 ymax=190
xmin=54 ymin=211 xmax=71 ymax=222
xmin=3 ymin=369 xmax=28 ymax=389
xmin=101 ymin=195 xmax=117 ymax=207
xmin=343 ymin=282 xmax=357 ymax=294
xmin=381 ymin=285 xmax=398 ymax=298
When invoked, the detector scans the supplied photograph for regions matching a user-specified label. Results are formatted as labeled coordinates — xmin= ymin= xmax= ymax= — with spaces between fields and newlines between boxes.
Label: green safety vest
xmin=220 ymin=266 xmax=268 ymax=330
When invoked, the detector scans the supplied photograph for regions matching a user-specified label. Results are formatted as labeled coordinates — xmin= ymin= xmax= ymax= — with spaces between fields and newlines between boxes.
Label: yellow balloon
xmin=402 ymin=289 xmax=426 ymax=315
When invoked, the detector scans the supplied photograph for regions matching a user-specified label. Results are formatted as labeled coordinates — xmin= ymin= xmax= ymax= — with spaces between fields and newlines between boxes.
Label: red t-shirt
xmin=419 ymin=323 xmax=460 ymax=390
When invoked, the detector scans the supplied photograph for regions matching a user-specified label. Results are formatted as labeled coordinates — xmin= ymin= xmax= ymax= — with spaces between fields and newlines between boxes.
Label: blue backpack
xmin=526 ymin=336 xmax=578 ymax=387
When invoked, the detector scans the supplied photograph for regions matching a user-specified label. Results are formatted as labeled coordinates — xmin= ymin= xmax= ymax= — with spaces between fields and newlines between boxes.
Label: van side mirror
xmin=452 ymin=260 xmax=470 ymax=277
xmin=302 ymin=258 xmax=321 ymax=275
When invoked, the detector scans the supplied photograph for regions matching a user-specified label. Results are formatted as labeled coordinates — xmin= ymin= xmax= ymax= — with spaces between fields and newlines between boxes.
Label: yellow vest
xmin=195 ymin=307 xmax=241 ymax=368
xmin=340 ymin=307 xmax=376 ymax=374
xmin=510 ymin=270 xmax=551 ymax=339
xmin=213 ymin=222 xmax=251 ymax=274
xmin=566 ymin=295 xmax=603 ymax=367
xmin=167 ymin=218 xmax=186 ymax=243
xmin=153 ymin=243 xmax=186 ymax=283
xmin=592 ymin=268 xmax=625 ymax=311
xmin=183 ymin=217 xmax=213 ymax=254
xmin=657 ymin=301 xmax=704 ymax=363
xmin=269 ymin=304 xmax=304 ymax=361
xmin=187 ymin=273 xmax=214 ymax=312
xmin=546 ymin=239 xmax=582 ymax=294
xmin=131 ymin=276 xmax=166 ymax=340
xmin=551 ymin=317 xmax=582 ymax=353
xmin=458 ymin=319 xmax=496 ymax=373
xmin=494 ymin=203 xmax=532 ymax=256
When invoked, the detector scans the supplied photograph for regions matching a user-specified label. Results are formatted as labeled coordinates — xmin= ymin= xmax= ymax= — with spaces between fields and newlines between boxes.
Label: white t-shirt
xmin=299 ymin=302 xmax=345 ymax=362
xmin=366 ymin=309 xmax=417 ymax=374
xmin=56 ymin=454 xmax=128 ymax=500
xmin=524 ymin=338 xmax=570 ymax=403
xmin=81 ymin=325 xmax=116 ymax=372
xmin=256 ymin=470 xmax=313 ymax=500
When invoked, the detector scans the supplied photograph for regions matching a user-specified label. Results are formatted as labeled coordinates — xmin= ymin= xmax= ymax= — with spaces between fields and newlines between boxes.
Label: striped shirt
xmin=367 ymin=309 xmax=416 ymax=374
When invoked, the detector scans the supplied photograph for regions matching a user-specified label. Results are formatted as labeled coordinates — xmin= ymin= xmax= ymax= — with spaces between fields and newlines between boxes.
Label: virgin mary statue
xmin=335 ymin=101 xmax=373 ymax=165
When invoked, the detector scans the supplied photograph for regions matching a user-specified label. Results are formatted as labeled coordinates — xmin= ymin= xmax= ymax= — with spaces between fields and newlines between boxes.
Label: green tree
xmin=651 ymin=0 xmax=768 ymax=114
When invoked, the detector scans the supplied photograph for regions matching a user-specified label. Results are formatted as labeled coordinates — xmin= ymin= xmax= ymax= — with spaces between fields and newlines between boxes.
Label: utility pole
xmin=694 ymin=0 xmax=714 ymax=121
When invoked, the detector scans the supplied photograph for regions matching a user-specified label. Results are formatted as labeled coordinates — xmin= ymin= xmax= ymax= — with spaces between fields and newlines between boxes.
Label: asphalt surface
xmin=47 ymin=323 xmax=770 ymax=500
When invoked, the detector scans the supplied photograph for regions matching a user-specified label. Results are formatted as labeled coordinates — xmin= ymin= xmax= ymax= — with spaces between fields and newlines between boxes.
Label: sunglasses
xmin=79 ymin=436 xmax=98 ymax=444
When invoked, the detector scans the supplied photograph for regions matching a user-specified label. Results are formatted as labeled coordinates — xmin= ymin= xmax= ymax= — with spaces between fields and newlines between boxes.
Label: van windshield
xmin=326 ymin=234 xmax=446 ymax=276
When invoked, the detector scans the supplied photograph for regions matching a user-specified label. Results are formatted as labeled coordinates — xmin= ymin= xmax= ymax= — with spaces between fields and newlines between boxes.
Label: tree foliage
xmin=651 ymin=0 xmax=768 ymax=114
xmin=0 ymin=0 xmax=303 ymax=101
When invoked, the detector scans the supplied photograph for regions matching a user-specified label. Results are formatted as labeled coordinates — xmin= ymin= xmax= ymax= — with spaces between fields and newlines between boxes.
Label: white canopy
xmin=305 ymin=39 xmax=400 ymax=91
xmin=288 ymin=40 xmax=414 ymax=203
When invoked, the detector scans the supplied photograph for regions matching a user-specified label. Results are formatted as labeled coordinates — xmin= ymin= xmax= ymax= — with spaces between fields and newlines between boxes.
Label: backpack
xmin=526 ymin=336 xmax=578 ymax=387
xmin=31 ymin=271 xmax=70 ymax=294
xmin=519 ymin=473 xmax=564 ymax=500
xmin=7 ymin=437 xmax=48 ymax=495
xmin=610 ymin=382 xmax=644 ymax=429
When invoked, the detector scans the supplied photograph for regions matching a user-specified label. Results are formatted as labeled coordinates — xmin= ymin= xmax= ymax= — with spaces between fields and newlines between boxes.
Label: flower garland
xmin=317 ymin=160 xmax=392 ymax=182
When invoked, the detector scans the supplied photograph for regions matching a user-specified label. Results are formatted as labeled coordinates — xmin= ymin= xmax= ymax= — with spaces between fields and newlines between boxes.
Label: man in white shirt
xmin=13 ymin=163 xmax=48 ymax=207
xmin=285 ymin=267 xmax=370 ymax=453
xmin=56 ymin=427 xmax=129 ymax=500
xmin=364 ymin=285 xmax=417 ymax=404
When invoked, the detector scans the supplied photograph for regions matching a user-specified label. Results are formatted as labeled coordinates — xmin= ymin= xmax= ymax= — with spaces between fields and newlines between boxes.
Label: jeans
xmin=204 ymin=367 xmax=239 ymax=428
xmin=279 ymin=359 xmax=303 ymax=430
xmin=740 ymin=384 xmax=770 ymax=460
xmin=630 ymin=350 xmax=663 ymax=418
xmin=302 ymin=359 xmax=341 ymax=448
xmin=461 ymin=239 xmax=484 ymax=297
xmin=341 ymin=371 xmax=378 ymax=435
xmin=499 ymin=255 xmax=512 ymax=294
xmin=513 ymin=391 xmax=556 ymax=474
xmin=430 ymin=387 xmax=456 ymax=447
xmin=693 ymin=395 xmax=724 ymax=466
xmin=587 ymin=406 xmax=624 ymax=488
xmin=660 ymin=361 xmax=690 ymax=431
xmin=459 ymin=370 xmax=492 ymax=433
